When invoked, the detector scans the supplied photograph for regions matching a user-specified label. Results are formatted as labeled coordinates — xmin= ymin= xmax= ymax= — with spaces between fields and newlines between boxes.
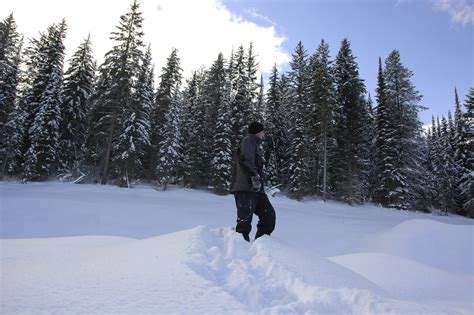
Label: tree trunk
xmin=100 ymin=117 xmax=116 ymax=185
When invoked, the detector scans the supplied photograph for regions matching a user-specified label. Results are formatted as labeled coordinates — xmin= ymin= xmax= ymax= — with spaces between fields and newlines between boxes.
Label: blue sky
xmin=223 ymin=0 xmax=473 ymax=125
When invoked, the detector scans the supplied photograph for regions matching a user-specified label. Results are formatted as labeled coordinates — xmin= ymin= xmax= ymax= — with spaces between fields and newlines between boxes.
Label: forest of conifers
xmin=0 ymin=2 xmax=472 ymax=217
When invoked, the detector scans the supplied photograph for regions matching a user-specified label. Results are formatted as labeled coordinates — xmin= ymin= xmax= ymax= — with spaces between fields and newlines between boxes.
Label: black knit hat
xmin=248 ymin=121 xmax=264 ymax=134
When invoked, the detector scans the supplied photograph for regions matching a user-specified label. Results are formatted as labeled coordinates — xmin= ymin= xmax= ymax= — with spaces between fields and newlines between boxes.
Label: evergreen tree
xmin=22 ymin=20 xmax=67 ymax=181
xmin=58 ymin=35 xmax=96 ymax=177
xmin=113 ymin=46 xmax=154 ymax=187
xmin=148 ymin=48 xmax=182 ymax=181
xmin=287 ymin=41 xmax=311 ymax=198
xmin=331 ymin=38 xmax=368 ymax=204
xmin=377 ymin=50 xmax=424 ymax=209
xmin=86 ymin=0 xmax=145 ymax=184
xmin=307 ymin=39 xmax=336 ymax=199
xmin=156 ymin=89 xmax=182 ymax=190
xmin=438 ymin=115 xmax=457 ymax=211
xmin=453 ymin=88 xmax=469 ymax=214
xmin=277 ymin=73 xmax=292 ymax=187
xmin=360 ymin=94 xmax=375 ymax=201
xmin=255 ymin=75 xmax=265 ymax=122
xmin=210 ymin=58 xmax=233 ymax=194
xmin=0 ymin=14 xmax=22 ymax=176
xmin=264 ymin=65 xmax=281 ymax=187
xmin=181 ymin=69 xmax=208 ymax=188
xmin=264 ymin=65 xmax=291 ymax=189
xmin=456 ymin=88 xmax=474 ymax=216
xmin=246 ymin=42 xmax=260 ymax=121
xmin=362 ymin=94 xmax=376 ymax=200
xmin=229 ymin=45 xmax=250 ymax=148
xmin=0 ymin=14 xmax=21 ymax=130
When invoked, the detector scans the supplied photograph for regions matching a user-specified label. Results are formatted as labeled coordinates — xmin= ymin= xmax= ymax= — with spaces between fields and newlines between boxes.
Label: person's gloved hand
xmin=251 ymin=175 xmax=261 ymax=192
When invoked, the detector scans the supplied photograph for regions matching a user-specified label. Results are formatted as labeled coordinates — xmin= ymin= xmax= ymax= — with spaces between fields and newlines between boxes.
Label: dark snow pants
xmin=234 ymin=191 xmax=276 ymax=239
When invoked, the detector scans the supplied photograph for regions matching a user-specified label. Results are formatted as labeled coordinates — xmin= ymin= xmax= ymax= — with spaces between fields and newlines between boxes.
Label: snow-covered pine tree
xmin=180 ymin=69 xmax=209 ymax=188
xmin=364 ymin=94 xmax=377 ymax=200
xmin=307 ymin=39 xmax=336 ymax=200
xmin=113 ymin=45 xmax=153 ymax=187
xmin=374 ymin=57 xmax=394 ymax=207
xmin=148 ymin=48 xmax=182 ymax=181
xmin=86 ymin=0 xmax=146 ymax=185
xmin=287 ymin=41 xmax=311 ymax=199
xmin=361 ymin=92 xmax=375 ymax=197
xmin=432 ymin=116 xmax=447 ymax=209
xmin=0 ymin=14 xmax=23 ymax=176
xmin=255 ymin=75 xmax=265 ymax=122
xmin=456 ymin=88 xmax=474 ymax=217
xmin=229 ymin=45 xmax=250 ymax=149
xmin=380 ymin=50 xmax=424 ymax=210
xmin=246 ymin=42 xmax=260 ymax=122
xmin=264 ymin=66 xmax=291 ymax=190
xmin=156 ymin=88 xmax=182 ymax=190
xmin=209 ymin=55 xmax=233 ymax=194
xmin=425 ymin=115 xmax=440 ymax=210
xmin=413 ymin=128 xmax=434 ymax=212
xmin=331 ymin=38 xmax=368 ymax=204
xmin=264 ymin=65 xmax=281 ymax=187
xmin=277 ymin=73 xmax=292 ymax=187
xmin=200 ymin=53 xmax=231 ymax=193
xmin=0 ymin=14 xmax=21 ymax=129
xmin=23 ymin=20 xmax=67 ymax=181
xmin=436 ymin=115 xmax=457 ymax=211
xmin=58 ymin=35 xmax=96 ymax=178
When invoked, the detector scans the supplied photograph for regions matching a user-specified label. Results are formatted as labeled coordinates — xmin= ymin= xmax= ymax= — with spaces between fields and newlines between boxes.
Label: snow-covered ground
xmin=1 ymin=181 xmax=473 ymax=314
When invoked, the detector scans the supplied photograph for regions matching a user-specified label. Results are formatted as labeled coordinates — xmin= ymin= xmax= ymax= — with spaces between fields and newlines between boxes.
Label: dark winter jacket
xmin=230 ymin=134 xmax=265 ymax=193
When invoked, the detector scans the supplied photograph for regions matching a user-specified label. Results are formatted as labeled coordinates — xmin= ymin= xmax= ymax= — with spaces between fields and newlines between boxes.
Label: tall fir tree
xmin=0 ymin=14 xmax=21 ymax=131
xmin=307 ymin=39 xmax=336 ymax=199
xmin=364 ymin=94 xmax=377 ymax=200
xmin=287 ymin=41 xmax=311 ymax=199
xmin=22 ymin=20 xmax=67 ymax=181
xmin=264 ymin=65 xmax=290 ymax=189
xmin=229 ymin=45 xmax=250 ymax=149
xmin=209 ymin=55 xmax=233 ymax=194
xmin=246 ymin=42 xmax=260 ymax=122
xmin=376 ymin=50 xmax=424 ymax=209
xmin=255 ymin=75 xmax=265 ymax=122
xmin=156 ymin=89 xmax=182 ymax=190
xmin=58 ymin=35 xmax=96 ymax=177
xmin=360 ymin=94 xmax=375 ymax=200
xmin=264 ymin=65 xmax=281 ymax=187
xmin=331 ymin=38 xmax=368 ymax=204
xmin=148 ymin=47 xmax=182 ymax=181
xmin=181 ymin=69 xmax=208 ymax=188
xmin=456 ymin=88 xmax=474 ymax=216
xmin=86 ymin=0 xmax=146 ymax=184
xmin=0 ymin=14 xmax=23 ymax=176
xmin=113 ymin=45 xmax=154 ymax=187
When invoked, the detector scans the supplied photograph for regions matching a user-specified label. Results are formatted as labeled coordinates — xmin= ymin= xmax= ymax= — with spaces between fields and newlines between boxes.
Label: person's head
xmin=248 ymin=121 xmax=265 ymax=139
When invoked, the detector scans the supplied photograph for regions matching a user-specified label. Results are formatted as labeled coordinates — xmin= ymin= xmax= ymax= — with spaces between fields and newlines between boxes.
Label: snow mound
xmin=3 ymin=226 xmax=468 ymax=314
xmin=330 ymin=253 xmax=474 ymax=310
xmin=369 ymin=219 xmax=474 ymax=274
xmin=185 ymin=227 xmax=470 ymax=314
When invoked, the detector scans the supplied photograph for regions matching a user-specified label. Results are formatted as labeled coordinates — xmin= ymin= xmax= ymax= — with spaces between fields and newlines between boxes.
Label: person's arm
xmin=239 ymin=137 xmax=259 ymax=176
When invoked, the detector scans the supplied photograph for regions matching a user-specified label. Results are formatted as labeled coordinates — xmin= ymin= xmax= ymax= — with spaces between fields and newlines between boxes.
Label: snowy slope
xmin=1 ymin=182 xmax=473 ymax=314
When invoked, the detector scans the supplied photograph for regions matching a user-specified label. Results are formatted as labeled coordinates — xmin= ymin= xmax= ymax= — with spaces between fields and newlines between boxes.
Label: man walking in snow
xmin=230 ymin=121 xmax=276 ymax=242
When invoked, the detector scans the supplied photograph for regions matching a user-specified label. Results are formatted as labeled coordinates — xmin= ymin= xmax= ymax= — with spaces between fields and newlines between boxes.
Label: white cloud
xmin=2 ymin=0 xmax=289 ymax=80
xmin=247 ymin=7 xmax=277 ymax=26
xmin=432 ymin=0 xmax=474 ymax=25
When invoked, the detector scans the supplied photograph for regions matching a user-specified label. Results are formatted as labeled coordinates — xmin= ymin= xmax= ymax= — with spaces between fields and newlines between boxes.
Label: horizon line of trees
xmin=0 ymin=2 xmax=472 ymax=217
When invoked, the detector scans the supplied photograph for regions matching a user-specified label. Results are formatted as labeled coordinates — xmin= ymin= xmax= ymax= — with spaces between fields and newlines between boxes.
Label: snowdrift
xmin=1 ymin=226 xmax=471 ymax=314
xmin=1 ymin=182 xmax=473 ymax=314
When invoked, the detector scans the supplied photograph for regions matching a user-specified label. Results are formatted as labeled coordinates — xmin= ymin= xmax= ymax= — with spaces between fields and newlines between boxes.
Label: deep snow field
xmin=1 ymin=181 xmax=473 ymax=314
